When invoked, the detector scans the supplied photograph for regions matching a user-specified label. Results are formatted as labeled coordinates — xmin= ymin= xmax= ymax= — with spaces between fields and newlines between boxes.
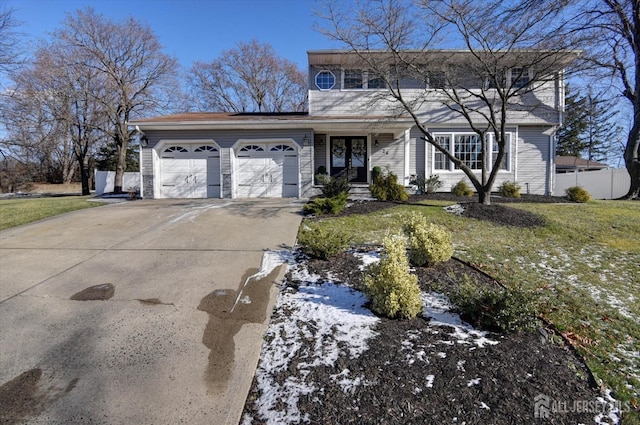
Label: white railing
xmin=554 ymin=168 xmax=630 ymax=199
xmin=94 ymin=170 xmax=140 ymax=195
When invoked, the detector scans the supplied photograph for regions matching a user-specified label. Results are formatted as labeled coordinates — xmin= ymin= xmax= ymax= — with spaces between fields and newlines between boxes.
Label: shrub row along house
xmin=130 ymin=50 xmax=577 ymax=199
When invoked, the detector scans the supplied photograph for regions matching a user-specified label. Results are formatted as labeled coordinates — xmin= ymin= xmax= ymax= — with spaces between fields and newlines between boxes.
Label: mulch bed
xmin=243 ymin=251 xmax=609 ymax=424
xmin=307 ymin=193 xmax=569 ymax=226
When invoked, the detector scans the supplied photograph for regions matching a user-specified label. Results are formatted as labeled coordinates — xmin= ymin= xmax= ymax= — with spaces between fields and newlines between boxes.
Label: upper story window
xmin=315 ymin=70 xmax=336 ymax=90
xmin=344 ymin=69 xmax=363 ymax=89
xmin=510 ymin=67 xmax=531 ymax=89
xmin=367 ymin=73 xmax=386 ymax=89
xmin=427 ymin=71 xmax=447 ymax=89
xmin=342 ymin=69 xmax=387 ymax=90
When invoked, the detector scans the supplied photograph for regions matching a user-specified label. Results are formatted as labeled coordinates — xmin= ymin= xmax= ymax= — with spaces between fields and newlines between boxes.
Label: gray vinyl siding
xmin=517 ymin=126 xmax=554 ymax=195
xmin=313 ymin=134 xmax=327 ymax=174
xmin=370 ymin=133 xmax=403 ymax=180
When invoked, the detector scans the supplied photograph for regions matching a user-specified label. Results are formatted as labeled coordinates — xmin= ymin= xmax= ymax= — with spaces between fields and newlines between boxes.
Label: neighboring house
xmin=130 ymin=50 xmax=572 ymax=199
xmin=555 ymin=156 xmax=608 ymax=173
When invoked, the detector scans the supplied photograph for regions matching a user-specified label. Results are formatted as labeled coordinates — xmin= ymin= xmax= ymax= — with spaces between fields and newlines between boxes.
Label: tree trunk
xmin=80 ymin=166 xmax=90 ymax=196
xmin=624 ymin=155 xmax=640 ymax=199
xmin=478 ymin=189 xmax=491 ymax=205
xmin=623 ymin=110 xmax=640 ymax=199
xmin=113 ymin=136 xmax=128 ymax=194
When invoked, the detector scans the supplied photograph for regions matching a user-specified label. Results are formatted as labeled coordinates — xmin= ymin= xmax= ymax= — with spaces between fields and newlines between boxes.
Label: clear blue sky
xmin=8 ymin=0 xmax=338 ymax=70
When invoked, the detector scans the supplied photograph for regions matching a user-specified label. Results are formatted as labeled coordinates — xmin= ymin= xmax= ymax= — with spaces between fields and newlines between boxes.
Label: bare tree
xmin=188 ymin=39 xmax=307 ymax=113
xmin=1 ymin=40 xmax=109 ymax=195
xmin=57 ymin=8 xmax=179 ymax=193
xmin=580 ymin=0 xmax=640 ymax=198
xmin=0 ymin=2 xmax=22 ymax=79
xmin=316 ymin=0 xmax=579 ymax=204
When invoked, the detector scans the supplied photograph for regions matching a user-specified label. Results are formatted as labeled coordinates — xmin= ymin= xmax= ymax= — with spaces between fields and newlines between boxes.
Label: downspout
xmin=404 ymin=129 xmax=411 ymax=186
xmin=549 ymin=126 xmax=560 ymax=196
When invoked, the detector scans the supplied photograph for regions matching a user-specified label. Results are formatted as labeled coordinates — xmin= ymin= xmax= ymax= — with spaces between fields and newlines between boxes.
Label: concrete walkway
xmin=0 ymin=198 xmax=303 ymax=424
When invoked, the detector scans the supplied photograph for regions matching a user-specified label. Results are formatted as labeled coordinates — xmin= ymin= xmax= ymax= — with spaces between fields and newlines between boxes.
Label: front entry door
xmin=330 ymin=137 xmax=367 ymax=182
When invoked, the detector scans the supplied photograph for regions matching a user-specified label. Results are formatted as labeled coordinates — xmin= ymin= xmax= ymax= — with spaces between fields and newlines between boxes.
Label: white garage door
xmin=160 ymin=145 xmax=221 ymax=198
xmin=236 ymin=144 xmax=298 ymax=198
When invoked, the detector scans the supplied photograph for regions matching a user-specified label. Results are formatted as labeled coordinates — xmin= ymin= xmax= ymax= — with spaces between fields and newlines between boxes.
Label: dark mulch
xmin=306 ymin=193 xmax=554 ymax=227
xmin=243 ymin=252 xmax=606 ymax=424
xmin=407 ymin=193 xmax=571 ymax=204
xmin=460 ymin=202 xmax=547 ymax=227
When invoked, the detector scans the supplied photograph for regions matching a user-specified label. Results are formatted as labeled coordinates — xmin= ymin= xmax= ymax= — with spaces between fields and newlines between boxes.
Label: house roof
xmin=307 ymin=49 xmax=581 ymax=68
xmin=129 ymin=112 xmax=414 ymax=134
xmin=556 ymin=156 xmax=608 ymax=170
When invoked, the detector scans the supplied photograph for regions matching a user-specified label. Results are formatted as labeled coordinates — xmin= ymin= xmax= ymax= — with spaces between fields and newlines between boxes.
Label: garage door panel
xmin=235 ymin=145 xmax=298 ymax=198
xmin=160 ymin=147 xmax=221 ymax=199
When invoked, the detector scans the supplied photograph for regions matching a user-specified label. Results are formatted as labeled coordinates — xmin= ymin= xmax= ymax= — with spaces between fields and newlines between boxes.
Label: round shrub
xmin=364 ymin=235 xmax=422 ymax=319
xmin=452 ymin=180 xmax=473 ymax=197
xmin=402 ymin=212 xmax=453 ymax=267
xmin=497 ymin=181 xmax=521 ymax=198
xmin=297 ymin=225 xmax=352 ymax=260
xmin=370 ymin=170 xmax=408 ymax=202
xmin=565 ymin=186 xmax=591 ymax=203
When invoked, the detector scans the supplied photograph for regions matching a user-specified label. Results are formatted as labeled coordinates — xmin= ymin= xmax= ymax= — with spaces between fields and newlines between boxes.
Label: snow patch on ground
xmin=444 ymin=203 xmax=465 ymax=216
xmin=422 ymin=292 xmax=500 ymax=347
xmin=248 ymin=262 xmax=379 ymax=424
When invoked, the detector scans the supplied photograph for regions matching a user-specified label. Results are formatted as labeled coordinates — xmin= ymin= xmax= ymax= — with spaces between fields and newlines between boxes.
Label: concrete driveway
xmin=0 ymin=198 xmax=303 ymax=424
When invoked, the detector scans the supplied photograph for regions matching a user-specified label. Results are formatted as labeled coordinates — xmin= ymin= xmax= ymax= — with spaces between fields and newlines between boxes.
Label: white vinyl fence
xmin=94 ymin=170 xmax=140 ymax=195
xmin=554 ymin=168 xmax=630 ymax=199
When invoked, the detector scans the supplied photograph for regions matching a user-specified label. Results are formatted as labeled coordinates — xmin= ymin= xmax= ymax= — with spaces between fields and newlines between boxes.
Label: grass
xmin=301 ymin=200 xmax=640 ymax=422
xmin=0 ymin=196 xmax=104 ymax=230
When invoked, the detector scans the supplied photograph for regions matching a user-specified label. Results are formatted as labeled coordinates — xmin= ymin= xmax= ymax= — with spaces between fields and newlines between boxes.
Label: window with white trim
xmin=341 ymin=69 xmax=387 ymax=89
xmin=270 ymin=144 xmax=295 ymax=152
xmin=454 ymin=134 xmax=482 ymax=170
xmin=434 ymin=135 xmax=451 ymax=170
xmin=239 ymin=145 xmax=264 ymax=152
xmin=344 ymin=69 xmax=363 ymax=89
xmin=431 ymin=132 xmax=511 ymax=172
xmin=510 ymin=67 xmax=530 ymax=89
xmin=490 ymin=133 xmax=511 ymax=171
xmin=427 ymin=71 xmax=447 ymax=89
xmin=194 ymin=145 xmax=217 ymax=153
xmin=315 ymin=70 xmax=336 ymax=90
xmin=164 ymin=146 xmax=188 ymax=153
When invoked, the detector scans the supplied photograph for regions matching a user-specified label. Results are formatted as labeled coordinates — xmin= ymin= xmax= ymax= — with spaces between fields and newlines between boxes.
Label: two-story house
xmin=130 ymin=50 xmax=574 ymax=199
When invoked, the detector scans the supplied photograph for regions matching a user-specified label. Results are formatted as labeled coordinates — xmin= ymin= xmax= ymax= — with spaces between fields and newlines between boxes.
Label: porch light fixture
xmin=374 ymin=139 xmax=379 ymax=147
xmin=302 ymin=134 xmax=310 ymax=146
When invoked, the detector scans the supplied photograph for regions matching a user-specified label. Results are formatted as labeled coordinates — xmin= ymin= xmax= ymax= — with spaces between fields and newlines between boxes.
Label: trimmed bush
xmin=317 ymin=175 xmax=350 ymax=198
xmin=565 ymin=186 xmax=591 ymax=203
xmin=498 ymin=181 xmax=521 ymax=198
xmin=303 ymin=192 xmax=348 ymax=215
xmin=402 ymin=212 xmax=453 ymax=267
xmin=298 ymin=225 xmax=352 ymax=260
xmin=449 ymin=277 xmax=538 ymax=333
xmin=370 ymin=170 xmax=409 ymax=201
xmin=364 ymin=235 xmax=422 ymax=319
xmin=452 ymin=180 xmax=473 ymax=197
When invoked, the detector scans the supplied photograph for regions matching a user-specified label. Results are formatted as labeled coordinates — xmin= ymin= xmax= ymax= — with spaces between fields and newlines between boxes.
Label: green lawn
xmin=0 ymin=196 xmax=104 ymax=230
xmin=302 ymin=200 xmax=640 ymax=417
